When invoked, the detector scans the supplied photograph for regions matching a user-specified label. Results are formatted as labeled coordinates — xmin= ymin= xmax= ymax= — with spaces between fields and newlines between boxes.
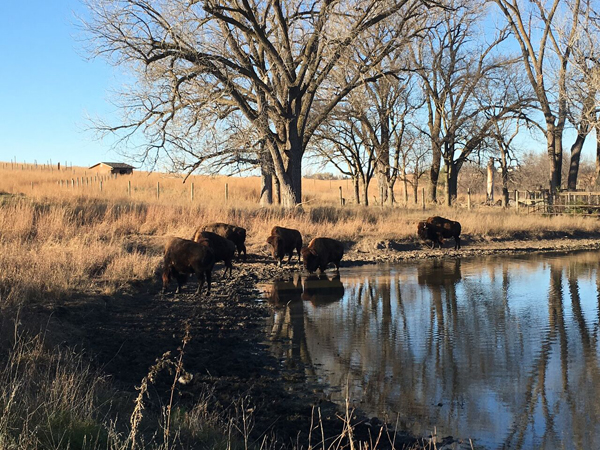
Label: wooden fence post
xmin=100 ymin=181 xmax=103 ymax=192
xmin=421 ymin=188 xmax=425 ymax=211
xmin=339 ymin=186 xmax=343 ymax=206
xmin=515 ymin=190 xmax=519 ymax=213
xmin=157 ymin=182 xmax=160 ymax=199
xmin=128 ymin=180 xmax=131 ymax=197
xmin=191 ymin=183 xmax=194 ymax=202
xmin=225 ymin=183 xmax=229 ymax=201
xmin=467 ymin=188 xmax=471 ymax=210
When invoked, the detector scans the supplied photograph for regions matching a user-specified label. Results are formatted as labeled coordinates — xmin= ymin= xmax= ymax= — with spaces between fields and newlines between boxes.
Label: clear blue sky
xmin=0 ymin=0 xmax=122 ymax=168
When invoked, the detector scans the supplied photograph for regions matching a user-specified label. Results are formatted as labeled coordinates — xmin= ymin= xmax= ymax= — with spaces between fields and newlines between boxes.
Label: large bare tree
xmin=412 ymin=0 xmax=527 ymax=205
xmin=492 ymin=0 xmax=585 ymax=193
xmin=84 ymin=0 xmax=432 ymax=207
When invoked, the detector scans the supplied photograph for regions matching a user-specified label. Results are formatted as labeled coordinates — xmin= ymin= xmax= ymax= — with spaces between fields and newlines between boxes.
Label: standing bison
xmin=417 ymin=216 xmax=462 ymax=250
xmin=301 ymin=237 xmax=344 ymax=274
xmin=192 ymin=230 xmax=236 ymax=278
xmin=266 ymin=226 xmax=303 ymax=266
xmin=162 ymin=237 xmax=215 ymax=295
xmin=200 ymin=222 xmax=247 ymax=260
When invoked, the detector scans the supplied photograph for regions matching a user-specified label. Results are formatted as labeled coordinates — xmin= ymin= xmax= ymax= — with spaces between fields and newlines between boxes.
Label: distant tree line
xmin=85 ymin=0 xmax=600 ymax=207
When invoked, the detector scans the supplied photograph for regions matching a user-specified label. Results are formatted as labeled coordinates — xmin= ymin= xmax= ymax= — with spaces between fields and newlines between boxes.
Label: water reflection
xmin=263 ymin=252 xmax=600 ymax=449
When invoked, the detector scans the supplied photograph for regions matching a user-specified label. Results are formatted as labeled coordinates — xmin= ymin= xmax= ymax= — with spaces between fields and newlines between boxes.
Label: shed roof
xmin=89 ymin=162 xmax=135 ymax=170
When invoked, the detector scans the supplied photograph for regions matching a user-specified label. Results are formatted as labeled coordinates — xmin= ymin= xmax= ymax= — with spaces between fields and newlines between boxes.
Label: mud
xmin=11 ymin=235 xmax=600 ymax=449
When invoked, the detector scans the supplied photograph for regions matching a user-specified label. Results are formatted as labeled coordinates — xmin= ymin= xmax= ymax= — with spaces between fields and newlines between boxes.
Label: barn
xmin=88 ymin=162 xmax=135 ymax=175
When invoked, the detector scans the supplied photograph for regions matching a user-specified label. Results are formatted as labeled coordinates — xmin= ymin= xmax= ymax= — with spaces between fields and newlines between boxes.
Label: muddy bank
xmin=10 ymin=235 xmax=600 ymax=449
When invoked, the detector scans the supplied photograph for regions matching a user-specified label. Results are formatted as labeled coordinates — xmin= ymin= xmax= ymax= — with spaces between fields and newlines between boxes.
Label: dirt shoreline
xmin=14 ymin=236 xmax=600 ymax=449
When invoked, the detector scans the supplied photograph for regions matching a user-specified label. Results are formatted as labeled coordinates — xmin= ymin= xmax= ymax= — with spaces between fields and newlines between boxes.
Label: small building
xmin=88 ymin=162 xmax=135 ymax=175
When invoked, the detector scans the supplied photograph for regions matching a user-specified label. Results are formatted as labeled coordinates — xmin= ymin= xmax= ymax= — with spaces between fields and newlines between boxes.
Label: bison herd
xmin=162 ymin=216 xmax=462 ymax=296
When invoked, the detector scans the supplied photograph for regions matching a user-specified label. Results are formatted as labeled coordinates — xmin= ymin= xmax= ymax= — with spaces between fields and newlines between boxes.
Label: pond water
xmin=261 ymin=251 xmax=600 ymax=449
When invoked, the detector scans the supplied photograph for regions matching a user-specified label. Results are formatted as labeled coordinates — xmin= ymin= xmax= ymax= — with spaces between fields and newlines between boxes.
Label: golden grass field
xmin=2 ymin=162 xmax=600 ymax=449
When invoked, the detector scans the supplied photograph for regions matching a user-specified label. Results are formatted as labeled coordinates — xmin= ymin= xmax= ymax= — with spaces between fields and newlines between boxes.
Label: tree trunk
xmin=567 ymin=132 xmax=587 ymax=191
xmin=363 ymin=180 xmax=370 ymax=206
xmin=445 ymin=161 xmax=458 ymax=206
xmin=273 ymin=176 xmax=281 ymax=205
xmin=259 ymin=151 xmax=273 ymax=206
xmin=269 ymin=125 xmax=303 ymax=207
xmin=387 ymin=184 xmax=395 ymax=206
xmin=547 ymin=121 xmax=563 ymax=192
xmin=429 ymin=142 xmax=442 ymax=202
xmin=413 ymin=173 xmax=419 ymax=204
xmin=260 ymin=172 xmax=273 ymax=206
xmin=596 ymin=123 xmax=600 ymax=188
xmin=353 ymin=177 xmax=361 ymax=205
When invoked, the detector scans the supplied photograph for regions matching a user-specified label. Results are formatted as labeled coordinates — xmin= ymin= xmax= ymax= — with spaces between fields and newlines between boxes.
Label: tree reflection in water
xmin=263 ymin=252 xmax=600 ymax=449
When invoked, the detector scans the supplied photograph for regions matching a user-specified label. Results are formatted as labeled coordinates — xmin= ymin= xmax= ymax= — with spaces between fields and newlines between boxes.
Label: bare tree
xmin=84 ymin=0 xmax=433 ymax=207
xmin=564 ymin=5 xmax=600 ymax=189
xmin=412 ymin=0 xmax=527 ymax=205
xmin=311 ymin=114 xmax=376 ymax=205
xmin=492 ymin=0 xmax=586 ymax=193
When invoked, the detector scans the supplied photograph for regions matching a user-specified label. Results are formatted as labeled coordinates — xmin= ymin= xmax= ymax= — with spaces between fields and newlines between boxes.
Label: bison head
xmin=266 ymin=235 xmax=285 ymax=263
xmin=417 ymin=221 xmax=429 ymax=240
xmin=301 ymin=247 xmax=319 ymax=273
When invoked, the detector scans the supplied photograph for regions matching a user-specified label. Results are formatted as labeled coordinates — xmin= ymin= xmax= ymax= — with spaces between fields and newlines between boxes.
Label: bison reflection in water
xmin=264 ymin=273 xmax=303 ymax=306
xmin=301 ymin=274 xmax=345 ymax=307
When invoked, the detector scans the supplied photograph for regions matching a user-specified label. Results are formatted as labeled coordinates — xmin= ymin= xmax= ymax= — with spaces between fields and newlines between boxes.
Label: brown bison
xmin=162 ymin=237 xmax=215 ymax=295
xmin=266 ymin=226 xmax=303 ymax=266
xmin=200 ymin=222 xmax=247 ymax=260
xmin=417 ymin=216 xmax=462 ymax=250
xmin=301 ymin=237 xmax=344 ymax=274
xmin=192 ymin=230 xmax=236 ymax=278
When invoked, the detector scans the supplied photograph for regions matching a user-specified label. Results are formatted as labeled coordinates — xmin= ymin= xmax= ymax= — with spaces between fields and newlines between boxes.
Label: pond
xmin=261 ymin=251 xmax=600 ymax=449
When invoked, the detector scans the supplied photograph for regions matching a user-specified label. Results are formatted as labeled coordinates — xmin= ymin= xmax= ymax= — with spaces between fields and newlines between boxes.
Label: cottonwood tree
xmin=397 ymin=131 xmax=430 ymax=204
xmin=312 ymin=113 xmax=377 ymax=205
xmin=84 ymin=0 xmax=434 ymax=207
xmin=564 ymin=7 xmax=600 ymax=189
xmin=492 ymin=0 xmax=587 ymax=192
xmin=412 ymin=0 xmax=528 ymax=205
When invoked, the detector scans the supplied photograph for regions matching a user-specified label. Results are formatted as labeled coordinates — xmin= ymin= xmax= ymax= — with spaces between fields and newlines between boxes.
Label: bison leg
xmin=205 ymin=270 xmax=212 ymax=295
xmin=237 ymin=244 xmax=247 ymax=261
xmin=162 ymin=268 xmax=171 ymax=293
xmin=455 ymin=236 xmax=461 ymax=250
xmin=195 ymin=272 xmax=205 ymax=295
xmin=224 ymin=261 xmax=233 ymax=279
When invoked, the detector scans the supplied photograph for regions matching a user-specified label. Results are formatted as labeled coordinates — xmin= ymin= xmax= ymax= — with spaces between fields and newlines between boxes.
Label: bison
xmin=266 ymin=226 xmax=303 ymax=266
xmin=417 ymin=216 xmax=461 ymax=250
xmin=192 ymin=230 xmax=236 ymax=278
xmin=301 ymin=237 xmax=344 ymax=274
xmin=200 ymin=222 xmax=247 ymax=260
xmin=162 ymin=237 xmax=215 ymax=296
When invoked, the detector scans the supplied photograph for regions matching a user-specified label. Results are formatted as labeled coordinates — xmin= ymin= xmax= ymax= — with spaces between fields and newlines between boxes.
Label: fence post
xmin=157 ymin=182 xmax=160 ymax=199
xmin=421 ymin=188 xmax=425 ymax=211
xmin=339 ymin=186 xmax=343 ymax=206
xmin=100 ymin=181 xmax=103 ymax=192
xmin=191 ymin=183 xmax=194 ymax=202
xmin=225 ymin=183 xmax=229 ymax=202
xmin=128 ymin=180 xmax=131 ymax=197
xmin=515 ymin=190 xmax=519 ymax=213
xmin=467 ymin=188 xmax=471 ymax=210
